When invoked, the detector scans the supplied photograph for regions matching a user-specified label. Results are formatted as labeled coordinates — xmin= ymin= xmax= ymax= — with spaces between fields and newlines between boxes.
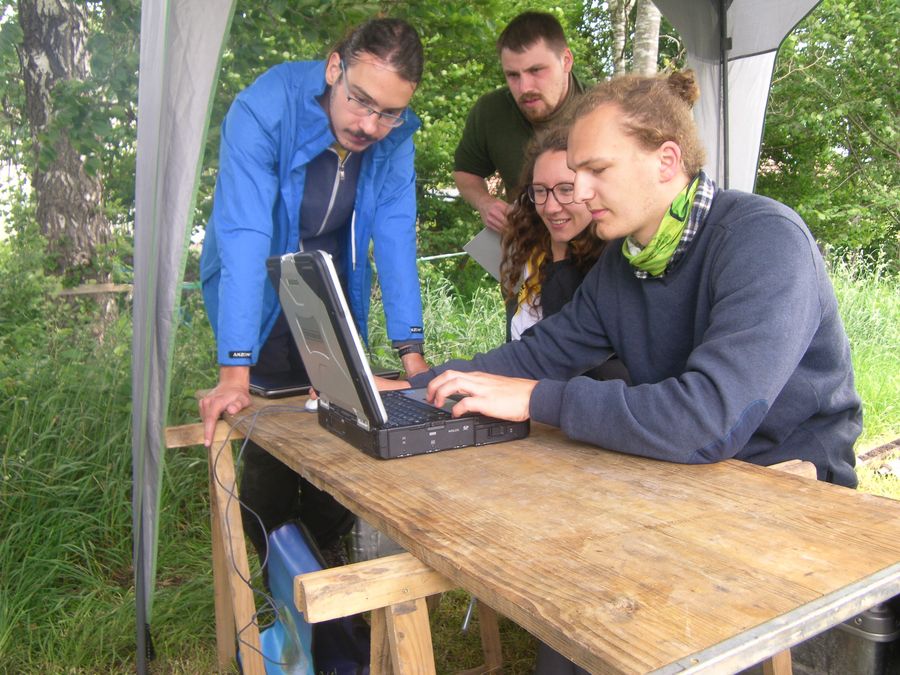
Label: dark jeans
xmin=239 ymin=312 xmax=354 ymax=565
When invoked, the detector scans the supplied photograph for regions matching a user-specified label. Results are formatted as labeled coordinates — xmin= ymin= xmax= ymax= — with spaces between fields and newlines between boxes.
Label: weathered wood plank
xmin=206 ymin=436 xmax=262 ymax=674
xmin=295 ymin=552 xmax=454 ymax=623
xmin=55 ymin=282 xmax=132 ymax=296
xmin=762 ymin=649 xmax=792 ymax=675
xmin=767 ymin=459 xmax=817 ymax=479
xmin=165 ymin=420 xmax=243 ymax=448
xmin=370 ymin=607 xmax=392 ymax=675
xmin=385 ymin=597 xmax=436 ymax=674
xmin=226 ymin=396 xmax=900 ymax=675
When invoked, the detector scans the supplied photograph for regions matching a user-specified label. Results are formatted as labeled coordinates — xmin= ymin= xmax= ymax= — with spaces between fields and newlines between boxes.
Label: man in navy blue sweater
xmin=390 ymin=70 xmax=861 ymax=491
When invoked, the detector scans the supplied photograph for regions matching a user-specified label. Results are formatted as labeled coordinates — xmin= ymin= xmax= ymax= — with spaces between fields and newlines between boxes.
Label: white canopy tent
xmin=130 ymin=1 xmax=820 ymax=670
xmin=653 ymin=0 xmax=821 ymax=191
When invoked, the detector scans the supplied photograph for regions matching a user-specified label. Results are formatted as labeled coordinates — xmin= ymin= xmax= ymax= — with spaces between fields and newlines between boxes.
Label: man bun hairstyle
xmin=497 ymin=11 xmax=568 ymax=55
xmin=573 ymin=70 xmax=706 ymax=176
xmin=666 ymin=70 xmax=701 ymax=107
xmin=335 ymin=17 xmax=424 ymax=84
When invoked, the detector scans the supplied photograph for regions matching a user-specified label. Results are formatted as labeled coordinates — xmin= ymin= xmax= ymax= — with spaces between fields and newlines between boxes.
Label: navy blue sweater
xmin=411 ymin=190 xmax=861 ymax=487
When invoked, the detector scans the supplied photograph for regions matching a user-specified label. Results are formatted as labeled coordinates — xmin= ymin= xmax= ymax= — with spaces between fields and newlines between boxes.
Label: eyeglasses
xmin=526 ymin=182 xmax=576 ymax=205
xmin=339 ymin=60 xmax=407 ymax=129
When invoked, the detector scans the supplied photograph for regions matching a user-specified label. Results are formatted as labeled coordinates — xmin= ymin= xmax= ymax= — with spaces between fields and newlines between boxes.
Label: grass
xmin=828 ymin=251 xmax=900 ymax=500
xmin=0 ymin=253 xmax=897 ymax=673
xmin=829 ymin=252 xmax=900 ymax=447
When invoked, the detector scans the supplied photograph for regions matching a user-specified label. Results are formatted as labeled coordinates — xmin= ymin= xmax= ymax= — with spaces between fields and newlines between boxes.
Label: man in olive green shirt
xmin=454 ymin=11 xmax=585 ymax=232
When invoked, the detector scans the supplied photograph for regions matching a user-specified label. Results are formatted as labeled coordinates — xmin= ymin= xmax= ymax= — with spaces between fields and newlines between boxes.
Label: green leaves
xmin=759 ymin=0 xmax=899 ymax=254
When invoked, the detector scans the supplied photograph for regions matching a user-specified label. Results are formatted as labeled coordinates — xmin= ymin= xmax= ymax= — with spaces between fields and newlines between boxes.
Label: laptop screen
xmin=267 ymin=251 xmax=388 ymax=429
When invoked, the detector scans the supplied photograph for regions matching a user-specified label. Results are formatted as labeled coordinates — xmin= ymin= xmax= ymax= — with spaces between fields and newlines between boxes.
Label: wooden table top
xmin=226 ymin=395 xmax=900 ymax=675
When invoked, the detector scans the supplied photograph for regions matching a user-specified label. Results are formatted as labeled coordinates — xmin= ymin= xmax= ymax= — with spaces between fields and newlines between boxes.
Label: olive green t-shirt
xmin=453 ymin=73 xmax=585 ymax=200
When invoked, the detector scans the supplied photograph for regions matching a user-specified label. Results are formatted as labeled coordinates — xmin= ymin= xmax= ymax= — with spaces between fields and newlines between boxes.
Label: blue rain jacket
xmin=200 ymin=60 xmax=424 ymax=365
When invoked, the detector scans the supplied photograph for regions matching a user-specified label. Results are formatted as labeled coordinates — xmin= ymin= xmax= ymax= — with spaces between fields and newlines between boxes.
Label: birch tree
xmin=609 ymin=0 xmax=635 ymax=74
xmin=608 ymin=0 xmax=661 ymax=74
xmin=633 ymin=0 xmax=661 ymax=74
xmin=17 ymin=0 xmax=110 ymax=278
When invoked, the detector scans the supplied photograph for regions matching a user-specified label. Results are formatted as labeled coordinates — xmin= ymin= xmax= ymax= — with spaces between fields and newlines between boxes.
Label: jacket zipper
xmin=314 ymin=147 xmax=351 ymax=237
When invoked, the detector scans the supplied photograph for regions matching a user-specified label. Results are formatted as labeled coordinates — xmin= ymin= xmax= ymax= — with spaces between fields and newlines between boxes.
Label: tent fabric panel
xmin=654 ymin=0 xmax=721 ymax=60
xmin=684 ymin=54 xmax=725 ymax=185
xmin=132 ymin=0 xmax=170 ymax=624
xmin=654 ymin=0 xmax=821 ymax=191
xmin=729 ymin=0 xmax=821 ymax=57
xmin=132 ymin=0 xmax=235 ymax=637
xmin=727 ymin=52 xmax=778 ymax=192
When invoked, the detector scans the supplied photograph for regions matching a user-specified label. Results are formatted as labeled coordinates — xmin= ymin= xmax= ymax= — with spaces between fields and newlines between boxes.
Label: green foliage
xmin=0 ymin=282 xmax=218 ymax=671
xmin=0 ymin=222 xmax=57 ymax=378
xmin=580 ymin=0 xmax=685 ymax=76
xmin=3 ymin=1 xmax=141 ymax=229
xmin=0 ymin=5 xmax=27 ymax=174
xmin=368 ymin=258 xmax=506 ymax=369
xmin=758 ymin=0 xmax=899 ymax=253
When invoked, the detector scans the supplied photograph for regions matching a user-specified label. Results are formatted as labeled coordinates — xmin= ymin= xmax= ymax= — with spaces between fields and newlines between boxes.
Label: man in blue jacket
xmin=199 ymin=18 xmax=428 ymax=564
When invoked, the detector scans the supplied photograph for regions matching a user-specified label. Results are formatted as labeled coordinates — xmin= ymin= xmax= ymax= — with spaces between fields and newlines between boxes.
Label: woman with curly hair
xmin=500 ymin=125 xmax=606 ymax=341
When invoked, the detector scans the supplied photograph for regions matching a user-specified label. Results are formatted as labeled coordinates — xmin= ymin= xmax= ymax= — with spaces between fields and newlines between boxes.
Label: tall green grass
xmin=828 ymin=251 xmax=900 ymax=447
xmin=368 ymin=259 xmax=507 ymax=367
xmin=828 ymin=250 xmax=900 ymax=499
xmin=0 ymin=289 xmax=221 ymax=672
xmin=0 ymin=253 xmax=896 ymax=672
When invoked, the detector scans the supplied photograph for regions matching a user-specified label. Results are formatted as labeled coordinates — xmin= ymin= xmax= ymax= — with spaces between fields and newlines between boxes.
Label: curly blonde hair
xmin=500 ymin=125 xmax=606 ymax=304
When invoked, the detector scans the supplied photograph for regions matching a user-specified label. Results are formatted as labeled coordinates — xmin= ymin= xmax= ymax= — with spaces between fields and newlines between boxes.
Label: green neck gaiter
xmin=622 ymin=176 xmax=700 ymax=276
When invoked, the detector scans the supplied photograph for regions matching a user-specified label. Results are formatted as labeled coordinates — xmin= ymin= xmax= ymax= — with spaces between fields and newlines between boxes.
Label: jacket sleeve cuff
xmin=217 ymin=346 xmax=257 ymax=367
xmin=407 ymin=369 xmax=436 ymax=389
xmin=530 ymin=379 xmax=566 ymax=427
xmin=391 ymin=339 xmax=425 ymax=348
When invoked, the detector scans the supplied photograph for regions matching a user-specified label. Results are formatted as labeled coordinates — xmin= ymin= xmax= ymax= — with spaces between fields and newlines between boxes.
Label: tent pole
xmin=136 ymin=532 xmax=148 ymax=674
xmin=720 ymin=0 xmax=730 ymax=189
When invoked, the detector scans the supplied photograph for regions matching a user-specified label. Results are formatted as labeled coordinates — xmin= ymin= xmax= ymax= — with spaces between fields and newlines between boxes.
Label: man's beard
xmin=517 ymin=93 xmax=552 ymax=122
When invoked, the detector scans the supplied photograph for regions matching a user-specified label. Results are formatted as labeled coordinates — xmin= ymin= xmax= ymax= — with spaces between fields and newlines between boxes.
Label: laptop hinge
xmin=326 ymin=398 xmax=372 ymax=432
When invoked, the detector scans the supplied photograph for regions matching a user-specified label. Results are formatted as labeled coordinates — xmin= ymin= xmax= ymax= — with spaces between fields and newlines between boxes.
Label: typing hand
xmin=426 ymin=370 xmax=536 ymax=422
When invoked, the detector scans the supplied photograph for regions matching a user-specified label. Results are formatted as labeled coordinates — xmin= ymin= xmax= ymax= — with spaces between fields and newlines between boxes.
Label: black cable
xmin=211 ymin=403 xmax=318 ymax=668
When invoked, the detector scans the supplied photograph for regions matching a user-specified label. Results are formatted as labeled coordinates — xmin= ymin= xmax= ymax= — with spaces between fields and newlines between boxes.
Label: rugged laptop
xmin=266 ymin=250 xmax=529 ymax=459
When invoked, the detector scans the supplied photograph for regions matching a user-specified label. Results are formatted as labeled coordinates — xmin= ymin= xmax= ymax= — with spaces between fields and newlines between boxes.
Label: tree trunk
xmin=633 ymin=0 xmax=661 ymax=75
xmin=610 ymin=0 xmax=636 ymax=75
xmin=18 ymin=0 xmax=111 ymax=278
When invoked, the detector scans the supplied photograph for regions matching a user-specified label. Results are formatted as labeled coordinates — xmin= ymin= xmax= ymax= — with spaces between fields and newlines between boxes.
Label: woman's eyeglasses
xmin=526 ymin=182 xmax=576 ymax=205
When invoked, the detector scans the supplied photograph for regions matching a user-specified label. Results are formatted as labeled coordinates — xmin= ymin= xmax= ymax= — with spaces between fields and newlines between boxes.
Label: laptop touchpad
xmin=400 ymin=388 xmax=463 ymax=413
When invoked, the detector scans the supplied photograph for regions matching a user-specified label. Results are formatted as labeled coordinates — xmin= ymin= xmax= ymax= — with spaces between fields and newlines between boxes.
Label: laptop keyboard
xmin=381 ymin=390 xmax=451 ymax=427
